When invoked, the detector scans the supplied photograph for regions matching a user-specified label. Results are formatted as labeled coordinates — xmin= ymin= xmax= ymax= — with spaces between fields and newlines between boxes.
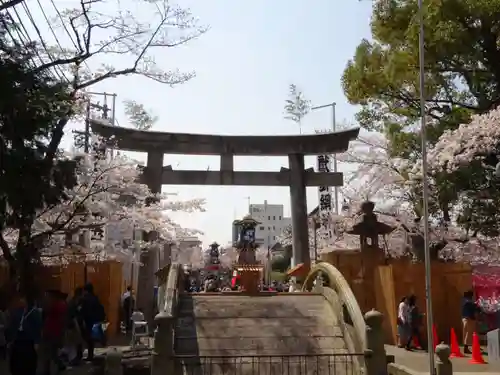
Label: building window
xmin=273 ymin=226 xmax=275 ymax=230
xmin=279 ymin=216 xmax=282 ymax=220
xmin=259 ymin=226 xmax=264 ymax=230
xmin=273 ymin=216 xmax=275 ymax=220
xmin=268 ymin=227 xmax=271 ymax=230
xmin=268 ymin=216 xmax=271 ymax=220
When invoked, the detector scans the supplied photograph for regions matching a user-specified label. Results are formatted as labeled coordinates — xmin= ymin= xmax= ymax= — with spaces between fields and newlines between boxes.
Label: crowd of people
xmin=184 ymin=271 xmax=297 ymax=293
xmin=397 ymin=290 xmax=482 ymax=354
xmin=0 ymin=283 xmax=106 ymax=375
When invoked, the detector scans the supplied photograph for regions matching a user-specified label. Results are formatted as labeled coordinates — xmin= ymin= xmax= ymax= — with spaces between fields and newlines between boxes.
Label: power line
xmin=48 ymin=0 xmax=78 ymax=50
xmin=2 ymin=1 xmax=64 ymax=80
xmin=46 ymin=0 xmax=92 ymax=73
xmin=0 ymin=2 xmax=40 ymax=67
xmin=33 ymin=0 xmax=70 ymax=81
xmin=18 ymin=0 xmax=67 ymax=81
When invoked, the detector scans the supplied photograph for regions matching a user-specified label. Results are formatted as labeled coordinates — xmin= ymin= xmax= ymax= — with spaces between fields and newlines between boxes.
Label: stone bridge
xmin=152 ymin=262 xmax=388 ymax=375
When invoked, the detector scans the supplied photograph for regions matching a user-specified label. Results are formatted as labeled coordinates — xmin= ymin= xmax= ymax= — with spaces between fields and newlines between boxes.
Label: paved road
xmin=386 ymin=345 xmax=500 ymax=373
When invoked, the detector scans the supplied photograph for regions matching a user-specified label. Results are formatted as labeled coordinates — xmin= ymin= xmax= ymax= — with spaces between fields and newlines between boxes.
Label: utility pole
xmin=74 ymin=91 xmax=118 ymax=154
xmin=311 ymin=102 xmax=338 ymax=214
xmin=72 ymin=91 xmax=117 ymax=283
xmin=245 ymin=196 xmax=251 ymax=214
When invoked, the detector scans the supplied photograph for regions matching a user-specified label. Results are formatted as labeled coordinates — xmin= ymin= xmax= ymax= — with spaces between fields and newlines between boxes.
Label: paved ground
xmin=386 ymin=345 xmax=500 ymax=373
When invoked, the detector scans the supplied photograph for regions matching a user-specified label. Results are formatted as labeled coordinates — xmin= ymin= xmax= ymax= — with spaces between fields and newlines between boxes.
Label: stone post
xmin=105 ymin=348 xmax=123 ymax=375
xmin=151 ymin=312 xmax=175 ymax=375
xmin=364 ymin=309 xmax=387 ymax=375
xmin=145 ymin=151 xmax=164 ymax=194
xmin=435 ymin=343 xmax=453 ymax=375
xmin=288 ymin=153 xmax=310 ymax=269
xmin=136 ymin=249 xmax=158 ymax=329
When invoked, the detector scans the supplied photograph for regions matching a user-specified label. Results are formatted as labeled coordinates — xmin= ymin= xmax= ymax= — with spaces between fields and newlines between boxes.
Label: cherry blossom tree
xmin=0 ymin=1 xmax=207 ymax=297
xmin=422 ymin=106 xmax=500 ymax=261
xmin=2 ymin=142 xmax=205 ymax=259
xmin=274 ymin=120 xmax=500 ymax=265
xmin=335 ymin=130 xmax=419 ymax=217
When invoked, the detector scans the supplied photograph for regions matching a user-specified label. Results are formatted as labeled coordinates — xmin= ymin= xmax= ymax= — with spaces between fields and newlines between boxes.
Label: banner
xmin=317 ymin=155 xmax=333 ymax=243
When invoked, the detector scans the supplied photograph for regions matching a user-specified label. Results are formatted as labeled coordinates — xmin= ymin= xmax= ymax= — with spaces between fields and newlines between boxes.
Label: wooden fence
xmin=321 ymin=250 xmax=472 ymax=345
xmin=0 ymin=260 xmax=124 ymax=335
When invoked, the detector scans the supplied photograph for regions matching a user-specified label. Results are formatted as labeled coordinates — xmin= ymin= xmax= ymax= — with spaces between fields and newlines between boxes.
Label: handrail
xmin=302 ymin=262 xmax=366 ymax=356
xmin=162 ymin=262 xmax=181 ymax=317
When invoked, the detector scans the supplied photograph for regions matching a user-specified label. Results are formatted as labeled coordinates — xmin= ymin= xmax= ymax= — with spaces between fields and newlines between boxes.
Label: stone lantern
xmin=347 ymin=201 xmax=395 ymax=251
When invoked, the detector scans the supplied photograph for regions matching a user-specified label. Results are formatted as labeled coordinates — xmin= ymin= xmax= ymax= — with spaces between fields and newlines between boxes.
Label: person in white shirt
xmin=397 ymin=296 xmax=410 ymax=348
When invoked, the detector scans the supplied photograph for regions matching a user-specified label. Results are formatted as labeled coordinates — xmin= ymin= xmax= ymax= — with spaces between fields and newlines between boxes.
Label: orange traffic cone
xmin=469 ymin=332 xmax=486 ymax=364
xmin=449 ymin=328 xmax=464 ymax=358
xmin=432 ymin=325 xmax=439 ymax=352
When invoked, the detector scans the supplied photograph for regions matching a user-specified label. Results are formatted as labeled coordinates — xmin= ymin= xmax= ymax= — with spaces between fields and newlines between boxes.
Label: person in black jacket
xmin=6 ymin=294 xmax=43 ymax=375
xmin=67 ymin=287 xmax=84 ymax=365
xmin=122 ymin=286 xmax=134 ymax=332
xmin=462 ymin=290 xmax=481 ymax=354
xmin=80 ymin=283 xmax=105 ymax=361
xmin=405 ymin=295 xmax=425 ymax=350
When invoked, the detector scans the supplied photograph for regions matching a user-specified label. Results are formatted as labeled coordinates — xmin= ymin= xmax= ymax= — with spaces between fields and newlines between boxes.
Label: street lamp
xmin=311 ymin=102 xmax=339 ymax=215
xmin=354 ymin=0 xmax=434 ymax=372
xmin=417 ymin=0 xmax=436 ymax=373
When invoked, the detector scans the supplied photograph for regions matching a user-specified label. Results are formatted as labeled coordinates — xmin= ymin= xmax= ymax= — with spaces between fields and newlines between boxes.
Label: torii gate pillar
xmin=288 ymin=153 xmax=310 ymax=269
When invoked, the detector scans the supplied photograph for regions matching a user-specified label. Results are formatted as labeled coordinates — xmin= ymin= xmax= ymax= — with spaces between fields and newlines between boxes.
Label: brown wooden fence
xmin=0 ymin=260 xmax=124 ymax=335
xmin=321 ymin=251 xmax=472 ymax=345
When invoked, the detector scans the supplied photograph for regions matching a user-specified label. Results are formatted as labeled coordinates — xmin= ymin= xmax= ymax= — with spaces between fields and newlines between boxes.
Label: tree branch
xmin=0 ymin=0 xmax=25 ymax=11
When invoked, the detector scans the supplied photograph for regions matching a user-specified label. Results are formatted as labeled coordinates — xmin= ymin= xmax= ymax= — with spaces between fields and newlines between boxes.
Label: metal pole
xmin=110 ymin=93 xmax=117 ymax=159
xmin=111 ymin=93 xmax=117 ymax=126
xmin=313 ymin=219 xmax=318 ymax=262
xmin=418 ymin=0 xmax=435 ymax=373
xmin=84 ymin=99 xmax=91 ymax=153
xmin=311 ymin=102 xmax=339 ymax=214
xmin=331 ymin=102 xmax=339 ymax=215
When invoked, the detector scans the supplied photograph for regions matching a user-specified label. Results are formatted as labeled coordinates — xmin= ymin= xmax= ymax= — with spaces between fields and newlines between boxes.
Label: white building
xmin=248 ymin=200 xmax=292 ymax=250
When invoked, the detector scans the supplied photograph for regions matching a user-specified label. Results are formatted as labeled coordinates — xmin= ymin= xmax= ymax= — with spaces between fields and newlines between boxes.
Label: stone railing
xmin=387 ymin=343 xmax=453 ymax=375
xmin=155 ymin=263 xmax=171 ymax=312
xmin=303 ymin=263 xmax=366 ymax=354
xmin=151 ymin=262 xmax=182 ymax=375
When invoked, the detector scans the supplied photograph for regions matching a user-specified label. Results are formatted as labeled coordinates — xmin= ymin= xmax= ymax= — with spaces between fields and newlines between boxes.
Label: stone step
xmin=174 ymin=336 xmax=348 ymax=355
xmin=178 ymin=295 xmax=330 ymax=319
xmin=175 ymin=318 xmax=342 ymax=338
xmin=175 ymin=315 xmax=333 ymax=331
xmin=174 ymin=294 xmax=347 ymax=357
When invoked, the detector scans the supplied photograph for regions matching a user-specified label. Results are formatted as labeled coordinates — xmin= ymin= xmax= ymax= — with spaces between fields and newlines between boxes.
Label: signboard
xmin=317 ymin=154 xmax=333 ymax=244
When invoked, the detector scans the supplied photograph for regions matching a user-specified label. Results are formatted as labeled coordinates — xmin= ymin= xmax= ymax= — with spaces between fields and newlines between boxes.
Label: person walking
xmin=397 ymin=296 xmax=410 ymax=348
xmin=462 ymin=290 xmax=481 ymax=354
xmin=406 ymin=295 xmax=424 ymax=350
xmin=121 ymin=286 xmax=134 ymax=333
xmin=40 ymin=290 xmax=68 ymax=375
xmin=66 ymin=287 xmax=83 ymax=365
xmin=6 ymin=294 xmax=43 ymax=375
xmin=80 ymin=283 xmax=105 ymax=361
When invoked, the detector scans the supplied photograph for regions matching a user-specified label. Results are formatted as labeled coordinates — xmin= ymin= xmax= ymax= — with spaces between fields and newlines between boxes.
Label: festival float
xmin=231 ymin=215 xmax=264 ymax=293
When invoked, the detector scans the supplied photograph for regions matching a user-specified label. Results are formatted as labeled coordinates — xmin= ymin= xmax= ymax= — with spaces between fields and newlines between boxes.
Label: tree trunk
xmin=14 ymin=244 xmax=39 ymax=304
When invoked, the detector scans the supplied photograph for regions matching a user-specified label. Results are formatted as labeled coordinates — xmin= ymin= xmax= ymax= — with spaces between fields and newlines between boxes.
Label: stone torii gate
xmin=91 ymin=120 xmax=359 ymax=268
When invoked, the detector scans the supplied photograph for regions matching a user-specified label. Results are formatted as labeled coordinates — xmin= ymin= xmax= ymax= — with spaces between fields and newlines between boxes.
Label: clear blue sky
xmin=26 ymin=0 xmax=373 ymax=247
